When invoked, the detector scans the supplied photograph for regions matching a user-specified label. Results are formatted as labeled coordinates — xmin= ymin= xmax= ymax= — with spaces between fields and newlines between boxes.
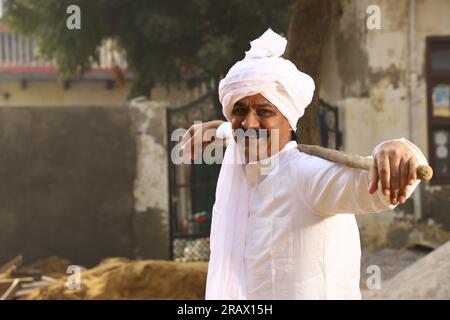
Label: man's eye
xmin=257 ymin=109 xmax=274 ymax=116
xmin=232 ymin=108 xmax=246 ymax=115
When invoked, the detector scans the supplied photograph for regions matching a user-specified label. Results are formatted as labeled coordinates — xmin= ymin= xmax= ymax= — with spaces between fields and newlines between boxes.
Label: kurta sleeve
xmin=294 ymin=138 xmax=429 ymax=217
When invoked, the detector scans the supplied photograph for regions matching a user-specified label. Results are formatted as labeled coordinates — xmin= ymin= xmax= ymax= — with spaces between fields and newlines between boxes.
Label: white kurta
xmin=214 ymin=137 xmax=428 ymax=300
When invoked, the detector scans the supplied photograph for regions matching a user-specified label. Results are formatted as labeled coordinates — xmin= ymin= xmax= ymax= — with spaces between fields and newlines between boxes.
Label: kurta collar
xmin=244 ymin=141 xmax=298 ymax=187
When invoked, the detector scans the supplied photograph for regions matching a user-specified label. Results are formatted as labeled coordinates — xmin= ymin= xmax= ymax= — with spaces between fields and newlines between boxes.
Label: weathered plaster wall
xmin=319 ymin=0 xmax=450 ymax=240
xmin=320 ymin=0 xmax=411 ymax=156
xmin=129 ymin=99 xmax=170 ymax=260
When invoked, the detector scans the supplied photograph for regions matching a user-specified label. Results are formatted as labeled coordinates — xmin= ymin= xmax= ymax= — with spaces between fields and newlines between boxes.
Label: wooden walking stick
xmin=298 ymin=144 xmax=433 ymax=181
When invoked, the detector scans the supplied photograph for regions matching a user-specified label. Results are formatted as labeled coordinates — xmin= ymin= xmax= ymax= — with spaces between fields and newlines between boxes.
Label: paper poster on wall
xmin=433 ymin=84 xmax=450 ymax=117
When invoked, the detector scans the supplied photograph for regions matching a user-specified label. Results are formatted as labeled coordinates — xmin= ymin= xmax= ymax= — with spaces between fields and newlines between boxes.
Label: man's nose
xmin=241 ymin=110 xmax=260 ymax=129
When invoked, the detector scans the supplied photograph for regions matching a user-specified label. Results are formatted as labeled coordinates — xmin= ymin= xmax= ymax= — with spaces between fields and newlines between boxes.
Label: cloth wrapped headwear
xmin=206 ymin=29 xmax=315 ymax=300
xmin=218 ymin=28 xmax=315 ymax=131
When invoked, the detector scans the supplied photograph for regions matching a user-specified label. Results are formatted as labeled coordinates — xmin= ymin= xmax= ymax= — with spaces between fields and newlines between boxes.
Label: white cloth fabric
xmin=205 ymin=134 xmax=249 ymax=299
xmin=206 ymin=122 xmax=429 ymax=299
xmin=218 ymin=28 xmax=315 ymax=131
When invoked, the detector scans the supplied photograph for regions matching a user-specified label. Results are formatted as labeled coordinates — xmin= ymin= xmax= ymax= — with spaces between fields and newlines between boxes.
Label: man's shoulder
xmin=291 ymin=148 xmax=335 ymax=165
xmin=288 ymin=148 xmax=338 ymax=175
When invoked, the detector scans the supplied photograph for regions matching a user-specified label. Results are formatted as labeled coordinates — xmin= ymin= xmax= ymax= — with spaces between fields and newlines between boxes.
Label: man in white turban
xmin=182 ymin=29 xmax=428 ymax=299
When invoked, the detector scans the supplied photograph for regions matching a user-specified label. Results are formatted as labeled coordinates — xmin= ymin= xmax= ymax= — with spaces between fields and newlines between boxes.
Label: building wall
xmin=414 ymin=0 xmax=450 ymax=228
xmin=0 ymin=106 xmax=136 ymax=267
xmin=0 ymin=79 xmax=213 ymax=108
xmin=320 ymin=0 xmax=412 ymax=154
xmin=318 ymin=0 xmax=450 ymax=239
xmin=0 ymin=101 xmax=173 ymax=266
xmin=0 ymin=73 xmax=210 ymax=264
xmin=0 ymin=80 xmax=130 ymax=107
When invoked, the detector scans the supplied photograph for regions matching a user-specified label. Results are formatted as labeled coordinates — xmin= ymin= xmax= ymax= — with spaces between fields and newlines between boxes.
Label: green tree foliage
xmin=4 ymin=0 xmax=292 ymax=98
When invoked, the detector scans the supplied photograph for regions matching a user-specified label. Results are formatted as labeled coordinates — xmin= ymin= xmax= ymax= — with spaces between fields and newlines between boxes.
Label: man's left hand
xmin=369 ymin=141 xmax=418 ymax=205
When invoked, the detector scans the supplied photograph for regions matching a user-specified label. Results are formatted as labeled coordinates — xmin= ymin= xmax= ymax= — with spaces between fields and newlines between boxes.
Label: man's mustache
xmin=234 ymin=128 xmax=269 ymax=138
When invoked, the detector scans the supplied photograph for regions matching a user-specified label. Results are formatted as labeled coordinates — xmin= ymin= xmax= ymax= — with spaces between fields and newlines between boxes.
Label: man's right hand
xmin=180 ymin=120 xmax=225 ymax=160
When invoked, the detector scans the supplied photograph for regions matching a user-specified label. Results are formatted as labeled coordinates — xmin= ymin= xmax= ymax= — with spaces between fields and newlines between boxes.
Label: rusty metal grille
xmin=173 ymin=237 xmax=210 ymax=262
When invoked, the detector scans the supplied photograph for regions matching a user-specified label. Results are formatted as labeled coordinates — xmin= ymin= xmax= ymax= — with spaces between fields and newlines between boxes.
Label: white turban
xmin=218 ymin=28 xmax=315 ymax=131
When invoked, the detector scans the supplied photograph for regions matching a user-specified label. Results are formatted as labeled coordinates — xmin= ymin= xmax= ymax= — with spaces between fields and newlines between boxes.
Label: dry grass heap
xmin=25 ymin=258 xmax=208 ymax=300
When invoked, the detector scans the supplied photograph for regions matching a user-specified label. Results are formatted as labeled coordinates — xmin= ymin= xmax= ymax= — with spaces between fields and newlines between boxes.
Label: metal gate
xmin=167 ymin=92 xmax=222 ymax=261
xmin=319 ymin=99 xmax=342 ymax=150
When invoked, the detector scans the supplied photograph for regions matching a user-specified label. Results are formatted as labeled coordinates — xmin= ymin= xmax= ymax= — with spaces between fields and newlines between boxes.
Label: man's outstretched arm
xmin=294 ymin=138 xmax=429 ymax=216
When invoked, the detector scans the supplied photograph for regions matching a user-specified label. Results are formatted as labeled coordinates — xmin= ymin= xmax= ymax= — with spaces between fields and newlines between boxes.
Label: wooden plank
xmin=0 ymin=278 xmax=20 ymax=300
xmin=41 ymin=276 xmax=56 ymax=282
xmin=0 ymin=280 xmax=14 ymax=293
xmin=21 ymin=280 xmax=53 ymax=289
xmin=11 ymin=269 xmax=42 ymax=280
xmin=15 ymin=288 xmax=37 ymax=297
xmin=0 ymin=277 xmax=35 ymax=284
xmin=0 ymin=255 xmax=23 ymax=274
